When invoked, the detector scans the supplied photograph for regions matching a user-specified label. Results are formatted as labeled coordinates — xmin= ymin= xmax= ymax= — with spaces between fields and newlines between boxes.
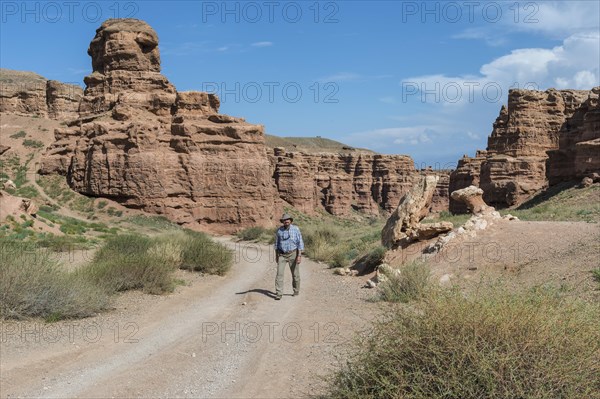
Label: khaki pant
xmin=275 ymin=251 xmax=300 ymax=296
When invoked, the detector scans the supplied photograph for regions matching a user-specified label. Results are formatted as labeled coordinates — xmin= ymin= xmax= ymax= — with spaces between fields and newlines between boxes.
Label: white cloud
xmin=512 ymin=1 xmax=600 ymax=37
xmin=402 ymin=32 xmax=599 ymax=107
xmin=251 ymin=41 xmax=273 ymax=47
xmin=454 ymin=1 xmax=599 ymax=43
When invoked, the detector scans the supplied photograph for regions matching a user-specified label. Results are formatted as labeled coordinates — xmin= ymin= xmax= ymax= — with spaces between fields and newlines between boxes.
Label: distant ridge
xmin=265 ymin=134 xmax=376 ymax=154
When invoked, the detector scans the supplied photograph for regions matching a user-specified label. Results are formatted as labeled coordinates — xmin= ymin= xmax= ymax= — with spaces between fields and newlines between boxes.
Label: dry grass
xmin=323 ymin=287 xmax=600 ymax=399
xmin=0 ymin=241 xmax=108 ymax=320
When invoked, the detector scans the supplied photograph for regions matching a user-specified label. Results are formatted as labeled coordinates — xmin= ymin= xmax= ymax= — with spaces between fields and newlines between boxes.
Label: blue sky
xmin=1 ymin=1 xmax=598 ymax=167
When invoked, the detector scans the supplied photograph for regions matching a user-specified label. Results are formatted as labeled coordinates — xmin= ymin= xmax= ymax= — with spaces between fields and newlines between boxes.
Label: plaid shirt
xmin=274 ymin=224 xmax=304 ymax=253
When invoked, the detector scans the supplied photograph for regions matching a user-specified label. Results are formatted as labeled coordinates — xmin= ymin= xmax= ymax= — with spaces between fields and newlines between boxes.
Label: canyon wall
xmin=0 ymin=69 xmax=83 ymax=120
xmin=450 ymin=88 xmax=599 ymax=212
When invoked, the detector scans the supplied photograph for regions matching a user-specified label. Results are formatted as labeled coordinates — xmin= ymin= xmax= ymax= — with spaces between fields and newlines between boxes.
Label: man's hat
xmin=280 ymin=213 xmax=293 ymax=222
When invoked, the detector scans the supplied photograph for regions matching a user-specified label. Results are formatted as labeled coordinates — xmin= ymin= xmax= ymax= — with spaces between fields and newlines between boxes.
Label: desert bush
xmin=377 ymin=261 xmax=430 ymax=303
xmin=9 ymin=130 xmax=26 ymax=139
xmin=236 ymin=226 xmax=274 ymax=243
xmin=0 ymin=240 xmax=108 ymax=320
xmin=592 ymin=268 xmax=600 ymax=288
xmin=179 ymin=230 xmax=233 ymax=275
xmin=80 ymin=234 xmax=176 ymax=295
xmin=303 ymin=226 xmax=349 ymax=267
xmin=22 ymin=139 xmax=44 ymax=149
xmin=36 ymin=234 xmax=92 ymax=251
xmin=323 ymin=287 xmax=600 ymax=399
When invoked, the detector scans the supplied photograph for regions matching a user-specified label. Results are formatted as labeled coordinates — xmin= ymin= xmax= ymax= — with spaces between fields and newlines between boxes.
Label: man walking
xmin=274 ymin=213 xmax=304 ymax=300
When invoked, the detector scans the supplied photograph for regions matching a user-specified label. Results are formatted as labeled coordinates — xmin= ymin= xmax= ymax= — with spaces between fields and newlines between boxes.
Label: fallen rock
xmin=580 ymin=176 xmax=594 ymax=188
xmin=414 ymin=222 xmax=454 ymax=240
xmin=3 ymin=179 xmax=16 ymax=190
xmin=450 ymin=185 xmax=494 ymax=215
xmin=20 ymin=199 xmax=38 ymax=216
xmin=381 ymin=175 xmax=440 ymax=248
xmin=0 ymin=145 xmax=10 ymax=156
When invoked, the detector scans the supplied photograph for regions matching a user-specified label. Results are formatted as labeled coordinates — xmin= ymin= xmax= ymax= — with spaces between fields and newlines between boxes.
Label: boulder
xmin=450 ymin=185 xmax=494 ymax=215
xmin=381 ymin=175 xmax=440 ymax=248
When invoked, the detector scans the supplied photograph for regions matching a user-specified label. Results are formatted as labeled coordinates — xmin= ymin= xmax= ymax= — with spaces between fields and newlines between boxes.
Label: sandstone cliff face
xmin=0 ymin=69 xmax=82 ymax=120
xmin=450 ymin=88 xmax=599 ymax=210
xmin=547 ymin=87 xmax=600 ymax=184
xmin=448 ymin=151 xmax=486 ymax=213
xmin=270 ymin=148 xmax=416 ymax=216
xmin=269 ymin=148 xmax=449 ymax=216
xmin=40 ymin=19 xmax=278 ymax=233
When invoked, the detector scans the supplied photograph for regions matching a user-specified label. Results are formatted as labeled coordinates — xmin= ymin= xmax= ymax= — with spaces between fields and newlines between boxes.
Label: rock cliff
xmin=270 ymin=148 xmax=417 ymax=216
xmin=0 ymin=69 xmax=82 ymax=120
xmin=450 ymin=88 xmax=599 ymax=210
xmin=39 ymin=19 xmax=278 ymax=233
xmin=269 ymin=148 xmax=449 ymax=217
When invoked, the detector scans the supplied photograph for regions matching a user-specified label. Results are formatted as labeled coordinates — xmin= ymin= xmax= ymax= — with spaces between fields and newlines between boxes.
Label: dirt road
xmin=1 ymin=238 xmax=378 ymax=398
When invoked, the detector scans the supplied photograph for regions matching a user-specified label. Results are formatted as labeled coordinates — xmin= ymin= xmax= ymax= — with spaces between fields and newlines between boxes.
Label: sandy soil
xmin=1 ymin=238 xmax=380 ymax=399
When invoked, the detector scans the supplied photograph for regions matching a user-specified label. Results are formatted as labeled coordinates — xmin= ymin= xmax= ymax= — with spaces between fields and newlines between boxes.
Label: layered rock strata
xmin=449 ymin=88 xmax=599 ymax=210
xmin=40 ymin=19 xmax=277 ymax=232
xmin=270 ymin=148 xmax=417 ymax=216
xmin=0 ymin=69 xmax=82 ymax=119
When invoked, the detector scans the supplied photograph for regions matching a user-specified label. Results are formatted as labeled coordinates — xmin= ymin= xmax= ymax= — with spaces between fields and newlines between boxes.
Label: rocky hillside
xmin=0 ymin=18 xmax=449 ymax=231
xmin=450 ymin=87 xmax=600 ymax=212
xmin=38 ymin=19 xmax=278 ymax=233
xmin=0 ymin=69 xmax=83 ymax=120
xmin=265 ymin=135 xmax=374 ymax=154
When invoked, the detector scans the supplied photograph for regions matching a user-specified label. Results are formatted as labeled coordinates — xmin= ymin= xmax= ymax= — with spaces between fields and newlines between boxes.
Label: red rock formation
xmin=448 ymin=150 xmax=486 ymax=213
xmin=270 ymin=149 xmax=416 ymax=216
xmin=450 ymin=88 xmax=598 ymax=211
xmin=0 ymin=69 xmax=82 ymax=119
xmin=40 ymin=19 xmax=278 ymax=233
xmin=547 ymin=87 xmax=600 ymax=184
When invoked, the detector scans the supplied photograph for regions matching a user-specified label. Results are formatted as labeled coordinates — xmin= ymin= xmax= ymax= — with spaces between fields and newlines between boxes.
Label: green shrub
xmin=592 ymin=268 xmax=600 ymax=288
xmin=324 ymin=288 xmax=600 ymax=399
xmin=22 ymin=139 xmax=44 ymax=149
xmin=179 ymin=230 xmax=233 ymax=275
xmin=0 ymin=240 xmax=108 ymax=319
xmin=80 ymin=234 xmax=175 ymax=295
xmin=303 ymin=226 xmax=348 ymax=267
xmin=36 ymin=234 xmax=91 ymax=251
xmin=9 ymin=131 xmax=26 ymax=139
xmin=236 ymin=226 xmax=274 ymax=243
xmin=378 ymin=261 xmax=430 ymax=303
xmin=15 ymin=185 xmax=39 ymax=199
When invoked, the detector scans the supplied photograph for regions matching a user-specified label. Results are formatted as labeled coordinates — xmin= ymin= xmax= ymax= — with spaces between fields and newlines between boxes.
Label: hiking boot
xmin=275 ymin=294 xmax=282 ymax=300
xmin=293 ymin=291 xmax=300 ymax=297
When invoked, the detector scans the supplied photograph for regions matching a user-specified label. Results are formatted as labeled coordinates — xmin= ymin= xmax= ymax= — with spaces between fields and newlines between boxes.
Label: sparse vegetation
xmin=293 ymin=210 xmax=384 ymax=268
xmin=592 ymin=268 xmax=600 ymax=288
xmin=377 ymin=261 xmax=430 ymax=303
xmin=236 ymin=226 xmax=274 ymax=243
xmin=9 ymin=130 xmax=26 ymax=139
xmin=324 ymin=287 xmax=600 ymax=399
xmin=79 ymin=234 xmax=175 ymax=295
xmin=178 ymin=230 xmax=234 ymax=275
xmin=22 ymin=139 xmax=45 ymax=149
xmin=0 ymin=240 xmax=108 ymax=320
xmin=506 ymin=183 xmax=600 ymax=223
xmin=424 ymin=210 xmax=471 ymax=226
